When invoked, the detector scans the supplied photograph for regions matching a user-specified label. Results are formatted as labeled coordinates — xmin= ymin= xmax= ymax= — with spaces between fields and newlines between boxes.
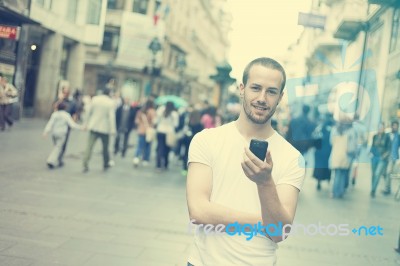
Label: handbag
xmin=166 ymin=129 xmax=177 ymax=148
xmin=145 ymin=127 xmax=156 ymax=142
xmin=142 ymin=112 xmax=156 ymax=142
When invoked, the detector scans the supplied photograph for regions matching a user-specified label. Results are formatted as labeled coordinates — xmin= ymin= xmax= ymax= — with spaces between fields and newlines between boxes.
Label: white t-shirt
xmin=187 ymin=121 xmax=305 ymax=266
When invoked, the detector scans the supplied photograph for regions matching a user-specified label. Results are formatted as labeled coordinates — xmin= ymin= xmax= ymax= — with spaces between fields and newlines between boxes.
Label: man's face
xmin=239 ymin=65 xmax=283 ymax=125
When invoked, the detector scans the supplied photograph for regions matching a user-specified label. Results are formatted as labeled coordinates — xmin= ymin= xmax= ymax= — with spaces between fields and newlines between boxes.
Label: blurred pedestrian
xmin=114 ymin=97 xmax=136 ymax=157
xmin=313 ymin=114 xmax=334 ymax=190
xmin=181 ymin=109 xmax=203 ymax=176
xmin=71 ymin=89 xmax=84 ymax=122
xmin=174 ymin=106 xmax=190 ymax=160
xmin=43 ymin=102 xmax=83 ymax=169
xmin=52 ymin=86 xmax=76 ymax=166
xmin=200 ymin=106 xmax=221 ymax=129
xmin=82 ymin=88 xmax=116 ymax=172
xmin=329 ymin=120 xmax=357 ymax=198
xmin=155 ymin=101 xmax=178 ymax=170
xmin=382 ymin=120 xmax=399 ymax=195
xmin=370 ymin=122 xmax=391 ymax=198
xmin=286 ymin=105 xmax=316 ymax=156
xmin=0 ymin=74 xmax=18 ymax=131
xmin=133 ymin=99 xmax=156 ymax=167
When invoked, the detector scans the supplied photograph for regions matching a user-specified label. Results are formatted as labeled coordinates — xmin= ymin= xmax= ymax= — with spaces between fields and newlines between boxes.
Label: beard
xmin=242 ymin=94 xmax=276 ymax=125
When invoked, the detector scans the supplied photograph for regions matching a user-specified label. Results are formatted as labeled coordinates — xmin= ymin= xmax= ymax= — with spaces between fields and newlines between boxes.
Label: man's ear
xmin=239 ymin=83 xmax=245 ymax=97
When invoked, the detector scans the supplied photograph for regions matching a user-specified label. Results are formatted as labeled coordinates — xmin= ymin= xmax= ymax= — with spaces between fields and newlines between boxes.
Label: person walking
xmin=382 ymin=120 xmax=399 ymax=195
xmin=0 ymin=74 xmax=18 ymax=131
xmin=43 ymin=102 xmax=83 ymax=168
xmin=286 ymin=105 xmax=316 ymax=156
xmin=370 ymin=122 xmax=391 ymax=198
xmin=186 ymin=57 xmax=305 ymax=265
xmin=181 ymin=109 xmax=203 ymax=176
xmin=114 ymin=97 xmax=137 ymax=157
xmin=82 ymin=88 xmax=116 ymax=172
xmin=132 ymin=99 xmax=156 ymax=167
xmin=52 ymin=86 xmax=76 ymax=166
xmin=329 ymin=119 xmax=357 ymax=199
xmin=313 ymin=114 xmax=334 ymax=190
xmin=155 ymin=101 xmax=178 ymax=170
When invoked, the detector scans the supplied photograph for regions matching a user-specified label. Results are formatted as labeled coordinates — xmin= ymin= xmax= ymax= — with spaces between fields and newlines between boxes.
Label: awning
xmin=0 ymin=6 xmax=39 ymax=25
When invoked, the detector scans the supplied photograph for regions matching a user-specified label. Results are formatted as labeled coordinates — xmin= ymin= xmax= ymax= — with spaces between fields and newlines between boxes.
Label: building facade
xmin=85 ymin=0 xmax=232 ymax=105
xmin=1 ymin=0 xmax=108 ymax=117
xmin=288 ymin=0 xmax=400 ymax=134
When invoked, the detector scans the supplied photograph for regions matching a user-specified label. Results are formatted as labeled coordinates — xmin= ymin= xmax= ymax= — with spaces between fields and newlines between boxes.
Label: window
xmin=102 ymin=28 xmax=120 ymax=52
xmin=66 ymin=0 xmax=78 ymax=23
xmin=107 ymin=0 xmax=117 ymax=9
xmin=390 ymin=8 xmax=400 ymax=53
xmin=86 ymin=0 xmax=102 ymax=25
xmin=35 ymin=0 xmax=45 ymax=5
xmin=35 ymin=0 xmax=51 ymax=9
xmin=107 ymin=0 xmax=125 ymax=10
xmin=132 ymin=0 xmax=149 ymax=15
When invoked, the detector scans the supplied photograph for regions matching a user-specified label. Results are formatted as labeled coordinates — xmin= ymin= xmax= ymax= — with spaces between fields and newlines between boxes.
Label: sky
xmin=226 ymin=0 xmax=313 ymax=81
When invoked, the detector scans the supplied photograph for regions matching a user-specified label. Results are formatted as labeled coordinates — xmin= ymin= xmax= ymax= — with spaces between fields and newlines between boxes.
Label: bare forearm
xmin=190 ymin=201 xmax=260 ymax=226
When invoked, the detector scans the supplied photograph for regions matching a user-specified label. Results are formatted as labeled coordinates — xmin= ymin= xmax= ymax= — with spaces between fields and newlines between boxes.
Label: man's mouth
xmin=252 ymin=105 xmax=268 ymax=111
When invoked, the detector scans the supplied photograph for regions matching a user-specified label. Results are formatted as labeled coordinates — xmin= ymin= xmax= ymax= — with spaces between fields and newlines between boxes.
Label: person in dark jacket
xmin=114 ymin=97 xmax=138 ymax=157
xmin=286 ymin=105 xmax=316 ymax=156
xmin=181 ymin=110 xmax=204 ymax=175
xmin=313 ymin=114 xmax=334 ymax=190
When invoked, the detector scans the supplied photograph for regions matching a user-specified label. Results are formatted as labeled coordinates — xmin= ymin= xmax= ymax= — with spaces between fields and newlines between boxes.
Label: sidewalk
xmin=0 ymin=119 xmax=399 ymax=266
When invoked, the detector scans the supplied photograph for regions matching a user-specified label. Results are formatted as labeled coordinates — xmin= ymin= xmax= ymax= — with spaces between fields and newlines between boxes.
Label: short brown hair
xmin=242 ymin=57 xmax=286 ymax=92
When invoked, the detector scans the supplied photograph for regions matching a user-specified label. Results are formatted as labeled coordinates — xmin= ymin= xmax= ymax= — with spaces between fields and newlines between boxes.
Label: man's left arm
xmin=242 ymin=148 xmax=304 ymax=242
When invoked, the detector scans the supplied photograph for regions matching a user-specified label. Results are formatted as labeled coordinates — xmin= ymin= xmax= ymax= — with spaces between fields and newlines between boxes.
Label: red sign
xmin=0 ymin=25 xmax=19 ymax=40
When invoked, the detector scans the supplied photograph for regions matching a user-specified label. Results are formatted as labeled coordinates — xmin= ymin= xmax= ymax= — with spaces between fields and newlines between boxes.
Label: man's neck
xmin=235 ymin=113 xmax=274 ymax=141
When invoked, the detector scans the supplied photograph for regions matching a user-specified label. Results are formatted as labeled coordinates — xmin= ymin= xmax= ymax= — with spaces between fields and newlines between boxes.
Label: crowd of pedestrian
xmin=41 ymin=81 xmax=223 ymax=176
xmin=286 ymin=104 xmax=400 ymax=199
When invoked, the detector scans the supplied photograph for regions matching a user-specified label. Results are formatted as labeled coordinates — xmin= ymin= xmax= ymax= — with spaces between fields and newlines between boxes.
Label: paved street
xmin=0 ymin=119 xmax=399 ymax=266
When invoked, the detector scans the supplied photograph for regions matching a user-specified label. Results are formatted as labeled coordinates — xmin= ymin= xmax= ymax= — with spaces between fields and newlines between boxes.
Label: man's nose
xmin=256 ymin=91 xmax=267 ymax=102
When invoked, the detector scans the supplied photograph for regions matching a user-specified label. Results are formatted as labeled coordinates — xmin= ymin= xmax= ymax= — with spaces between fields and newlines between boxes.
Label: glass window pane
xmin=86 ymin=0 xmax=102 ymax=25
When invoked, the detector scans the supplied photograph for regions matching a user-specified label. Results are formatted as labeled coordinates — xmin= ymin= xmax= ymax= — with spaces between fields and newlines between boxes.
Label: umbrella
xmin=155 ymin=95 xmax=188 ymax=108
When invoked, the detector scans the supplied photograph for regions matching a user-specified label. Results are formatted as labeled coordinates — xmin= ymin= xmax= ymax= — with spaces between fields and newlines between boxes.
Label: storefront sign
xmin=0 ymin=25 xmax=20 ymax=40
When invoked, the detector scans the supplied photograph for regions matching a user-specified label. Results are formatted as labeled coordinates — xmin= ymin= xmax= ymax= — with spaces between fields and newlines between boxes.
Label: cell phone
xmin=249 ymin=139 xmax=268 ymax=161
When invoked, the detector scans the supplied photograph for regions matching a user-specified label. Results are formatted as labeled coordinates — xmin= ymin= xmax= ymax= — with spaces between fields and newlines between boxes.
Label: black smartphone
xmin=249 ymin=139 xmax=268 ymax=161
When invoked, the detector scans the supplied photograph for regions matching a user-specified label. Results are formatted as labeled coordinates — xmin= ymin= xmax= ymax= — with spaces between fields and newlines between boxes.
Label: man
xmin=83 ymin=88 xmax=116 ymax=172
xmin=286 ymin=104 xmax=316 ymax=156
xmin=382 ymin=120 xmax=399 ymax=195
xmin=52 ymin=86 xmax=76 ymax=166
xmin=114 ymin=97 xmax=137 ymax=157
xmin=186 ymin=57 xmax=305 ymax=265
xmin=0 ymin=74 xmax=18 ymax=131
xmin=370 ymin=122 xmax=391 ymax=198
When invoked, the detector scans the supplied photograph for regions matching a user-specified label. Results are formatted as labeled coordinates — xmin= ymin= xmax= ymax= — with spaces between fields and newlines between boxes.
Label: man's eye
xmin=251 ymin=87 xmax=260 ymax=91
xmin=268 ymin=90 xmax=278 ymax=95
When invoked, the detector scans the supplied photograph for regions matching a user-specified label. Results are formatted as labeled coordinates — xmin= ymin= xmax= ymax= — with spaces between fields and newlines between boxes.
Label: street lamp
xmin=147 ymin=37 xmax=162 ymax=95
xmin=209 ymin=60 xmax=236 ymax=110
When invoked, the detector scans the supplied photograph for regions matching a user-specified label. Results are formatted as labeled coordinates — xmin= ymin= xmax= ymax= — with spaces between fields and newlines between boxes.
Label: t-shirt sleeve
xmin=276 ymin=153 xmax=306 ymax=191
xmin=188 ymin=129 xmax=212 ymax=167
